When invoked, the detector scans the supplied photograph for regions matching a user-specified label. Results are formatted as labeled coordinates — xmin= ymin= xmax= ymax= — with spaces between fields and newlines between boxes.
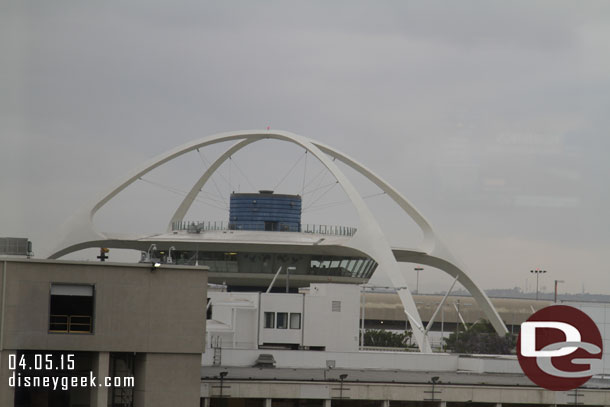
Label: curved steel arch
xmin=163 ymin=132 xmax=507 ymax=338
xmin=310 ymin=141 xmax=507 ymax=337
xmin=49 ymin=130 xmax=508 ymax=350
xmin=167 ymin=137 xmax=261 ymax=231
xmin=164 ymin=136 xmax=435 ymax=250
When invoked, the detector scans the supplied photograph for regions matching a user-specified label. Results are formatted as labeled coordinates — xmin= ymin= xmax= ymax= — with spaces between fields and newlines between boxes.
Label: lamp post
xmin=414 ymin=267 xmax=424 ymax=294
xmin=530 ymin=269 xmax=547 ymax=300
xmin=339 ymin=374 xmax=348 ymax=399
xmin=554 ymin=280 xmax=565 ymax=303
xmin=360 ymin=286 xmax=366 ymax=348
xmin=424 ymin=376 xmax=442 ymax=402
xmin=218 ymin=371 xmax=228 ymax=399
xmin=287 ymin=266 xmax=296 ymax=293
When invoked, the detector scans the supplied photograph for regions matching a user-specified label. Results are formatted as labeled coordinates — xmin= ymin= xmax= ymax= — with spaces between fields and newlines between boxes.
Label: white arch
xmin=167 ymin=137 xmax=262 ymax=231
xmin=311 ymin=141 xmax=507 ymax=337
xmin=49 ymin=130 xmax=508 ymax=350
xmin=162 ymin=133 xmax=507 ymax=338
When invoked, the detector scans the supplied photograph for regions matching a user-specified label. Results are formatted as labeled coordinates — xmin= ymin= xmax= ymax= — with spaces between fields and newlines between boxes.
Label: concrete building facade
xmin=0 ymin=258 xmax=207 ymax=407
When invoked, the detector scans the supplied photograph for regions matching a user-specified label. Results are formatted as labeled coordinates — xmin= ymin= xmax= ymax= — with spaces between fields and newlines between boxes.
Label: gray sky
xmin=2 ymin=1 xmax=609 ymax=294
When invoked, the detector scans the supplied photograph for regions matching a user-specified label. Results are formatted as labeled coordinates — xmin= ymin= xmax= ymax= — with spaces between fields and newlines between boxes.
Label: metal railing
xmin=171 ymin=220 xmax=357 ymax=237
xmin=359 ymin=346 xmax=418 ymax=353
xmin=49 ymin=315 xmax=92 ymax=333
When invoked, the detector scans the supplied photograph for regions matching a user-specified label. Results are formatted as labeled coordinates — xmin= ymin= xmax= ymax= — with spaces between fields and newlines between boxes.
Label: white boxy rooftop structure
xmin=206 ymin=284 xmax=360 ymax=353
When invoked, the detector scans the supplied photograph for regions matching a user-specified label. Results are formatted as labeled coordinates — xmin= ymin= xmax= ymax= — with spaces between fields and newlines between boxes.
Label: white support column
xmin=203 ymin=397 xmax=211 ymax=407
xmin=382 ymin=400 xmax=390 ymax=407
xmin=90 ymin=352 xmax=109 ymax=407
xmin=324 ymin=399 xmax=332 ymax=407
xmin=265 ymin=398 xmax=273 ymax=407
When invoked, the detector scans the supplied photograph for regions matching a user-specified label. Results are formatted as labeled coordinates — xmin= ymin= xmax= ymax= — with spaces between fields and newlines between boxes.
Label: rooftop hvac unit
xmin=0 ymin=237 xmax=32 ymax=257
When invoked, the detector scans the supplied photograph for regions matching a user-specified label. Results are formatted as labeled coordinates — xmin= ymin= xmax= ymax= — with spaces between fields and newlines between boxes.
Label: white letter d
xmin=521 ymin=321 xmax=581 ymax=357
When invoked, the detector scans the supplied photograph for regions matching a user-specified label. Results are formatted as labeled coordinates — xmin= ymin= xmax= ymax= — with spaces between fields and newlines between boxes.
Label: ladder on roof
xmin=212 ymin=336 xmax=222 ymax=366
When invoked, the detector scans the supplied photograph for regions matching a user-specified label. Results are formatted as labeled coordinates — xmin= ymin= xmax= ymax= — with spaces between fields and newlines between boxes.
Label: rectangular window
xmin=264 ymin=312 xmax=275 ymax=328
xmin=276 ymin=312 xmax=288 ymax=329
xmin=49 ymin=284 xmax=94 ymax=333
xmin=289 ymin=313 xmax=301 ymax=329
xmin=332 ymin=301 xmax=341 ymax=312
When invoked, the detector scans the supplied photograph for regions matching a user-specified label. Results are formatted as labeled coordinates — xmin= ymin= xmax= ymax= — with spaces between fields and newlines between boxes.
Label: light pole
xmin=531 ymin=269 xmax=547 ymax=300
xmin=286 ymin=266 xmax=296 ymax=293
xmin=414 ymin=267 xmax=424 ymax=294
xmin=218 ymin=371 xmax=228 ymax=399
xmin=360 ymin=286 xmax=366 ymax=348
xmin=554 ymin=279 xmax=565 ymax=303
xmin=424 ymin=376 xmax=441 ymax=402
xmin=339 ymin=374 xmax=348 ymax=399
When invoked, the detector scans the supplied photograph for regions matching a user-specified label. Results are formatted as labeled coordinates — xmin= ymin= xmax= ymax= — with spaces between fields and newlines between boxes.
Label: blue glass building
xmin=229 ymin=190 xmax=301 ymax=232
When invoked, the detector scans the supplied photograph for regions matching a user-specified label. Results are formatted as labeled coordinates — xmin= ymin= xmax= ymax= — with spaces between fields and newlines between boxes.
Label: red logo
xmin=517 ymin=305 xmax=603 ymax=391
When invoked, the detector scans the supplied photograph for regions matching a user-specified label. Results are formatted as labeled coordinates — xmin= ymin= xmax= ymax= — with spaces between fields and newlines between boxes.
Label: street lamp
xmin=339 ymin=374 xmax=348 ymax=399
xmin=287 ymin=266 xmax=296 ymax=293
xmin=554 ymin=280 xmax=565 ymax=303
xmin=425 ymin=376 xmax=442 ymax=402
xmin=218 ymin=371 xmax=228 ymax=399
xmin=530 ymin=269 xmax=547 ymax=300
xmin=414 ymin=267 xmax=424 ymax=294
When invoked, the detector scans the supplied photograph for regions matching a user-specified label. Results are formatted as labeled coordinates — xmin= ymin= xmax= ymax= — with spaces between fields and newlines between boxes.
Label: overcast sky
xmin=2 ymin=1 xmax=609 ymax=295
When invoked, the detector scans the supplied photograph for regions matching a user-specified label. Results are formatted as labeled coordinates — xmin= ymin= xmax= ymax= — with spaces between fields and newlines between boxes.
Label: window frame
xmin=264 ymin=312 xmax=275 ymax=329
xmin=48 ymin=283 xmax=96 ymax=335
xmin=289 ymin=313 xmax=301 ymax=329
xmin=276 ymin=312 xmax=288 ymax=329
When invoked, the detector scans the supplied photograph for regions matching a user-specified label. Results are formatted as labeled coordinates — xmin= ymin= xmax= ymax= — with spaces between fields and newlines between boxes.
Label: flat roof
xmin=201 ymin=366 xmax=610 ymax=390
xmin=0 ymin=257 xmax=209 ymax=272
xmin=231 ymin=192 xmax=301 ymax=199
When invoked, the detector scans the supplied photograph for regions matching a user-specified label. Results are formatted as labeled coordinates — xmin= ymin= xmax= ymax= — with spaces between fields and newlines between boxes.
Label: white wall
xmin=259 ymin=293 xmax=304 ymax=345
xmin=562 ymin=301 xmax=610 ymax=375
xmin=303 ymin=284 xmax=360 ymax=351
xmin=207 ymin=284 xmax=360 ymax=352
xmin=234 ymin=308 xmax=258 ymax=349
xmin=207 ymin=292 xmax=259 ymax=349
